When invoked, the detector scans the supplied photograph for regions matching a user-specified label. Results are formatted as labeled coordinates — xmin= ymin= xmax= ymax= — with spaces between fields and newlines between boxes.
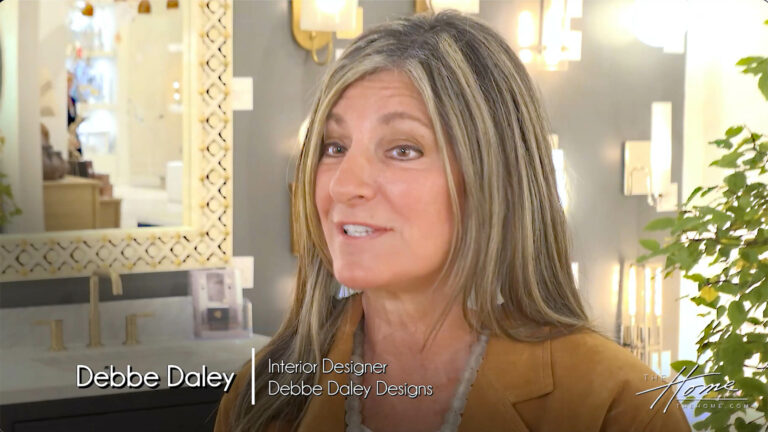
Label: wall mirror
xmin=0 ymin=0 xmax=233 ymax=281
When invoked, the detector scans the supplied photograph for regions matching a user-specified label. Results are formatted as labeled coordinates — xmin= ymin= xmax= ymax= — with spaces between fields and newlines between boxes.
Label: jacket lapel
xmin=459 ymin=331 xmax=554 ymax=432
xmin=297 ymin=295 xmax=554 ymax=432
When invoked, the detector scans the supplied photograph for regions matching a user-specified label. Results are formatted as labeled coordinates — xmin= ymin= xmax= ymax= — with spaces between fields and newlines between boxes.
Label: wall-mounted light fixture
xmin=623 ymin=101 xmax=678 ymax=212
xmin=517 ymin=0 xmax=582 ymax=71
xmin=82 ymin=1 xmax=94 ymax=17
xmin=620 ymin=264 xmax=664 ymax=367
xmin=414 ymin=0 xmax=479 ymax=14
xmin=630 ymin=0 xmax=687 ymax=54
xmin=138 ymin=0 xmax=151 ymax=14
xmin=292 ymin=0 xmax=360 ymax=65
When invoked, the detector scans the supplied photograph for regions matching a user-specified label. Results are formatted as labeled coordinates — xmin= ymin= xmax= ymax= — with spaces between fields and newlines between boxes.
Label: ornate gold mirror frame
xmin=0 ymin=1 xmax=233 ymax=282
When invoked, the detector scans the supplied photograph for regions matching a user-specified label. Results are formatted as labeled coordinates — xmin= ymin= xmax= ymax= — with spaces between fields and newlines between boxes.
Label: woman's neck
xmin=360 ymin=288 xmax=474 ymax=358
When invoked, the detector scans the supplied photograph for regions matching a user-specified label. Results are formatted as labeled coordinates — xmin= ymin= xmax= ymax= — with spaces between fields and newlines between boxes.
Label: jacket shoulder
xmin=516 ymin=329 xmax=691 ymax=431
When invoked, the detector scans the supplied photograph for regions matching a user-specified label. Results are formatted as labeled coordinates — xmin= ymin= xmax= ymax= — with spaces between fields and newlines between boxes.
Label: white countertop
xmin=0 ymin=335 xmax=270 ymax=405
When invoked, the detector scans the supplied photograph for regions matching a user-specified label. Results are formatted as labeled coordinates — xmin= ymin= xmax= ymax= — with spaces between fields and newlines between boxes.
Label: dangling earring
xmin=335 ymin=284 xmax=360 ymax=299
xmin=467 ymin=287 xmax=505 ymax=309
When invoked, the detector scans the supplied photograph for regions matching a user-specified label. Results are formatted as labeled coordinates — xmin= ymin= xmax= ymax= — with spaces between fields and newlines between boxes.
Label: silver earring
xmin=467 ymin=288 xmax=505 ymax=309
xmin=335 ymin=284 xmax=360 ymax=299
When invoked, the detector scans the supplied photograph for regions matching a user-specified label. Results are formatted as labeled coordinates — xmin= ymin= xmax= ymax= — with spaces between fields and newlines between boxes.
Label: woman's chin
xmin=333 ymin=269 xmax=383 ymax=291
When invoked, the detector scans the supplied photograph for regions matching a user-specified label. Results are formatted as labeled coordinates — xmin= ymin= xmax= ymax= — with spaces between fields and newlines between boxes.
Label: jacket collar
xmin=297 ymin=294 xmax=553 ymax=432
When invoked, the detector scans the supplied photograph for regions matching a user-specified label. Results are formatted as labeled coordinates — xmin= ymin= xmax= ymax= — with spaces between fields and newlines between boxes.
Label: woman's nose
xmin=329 ymin=147 xmax=376 ymax=204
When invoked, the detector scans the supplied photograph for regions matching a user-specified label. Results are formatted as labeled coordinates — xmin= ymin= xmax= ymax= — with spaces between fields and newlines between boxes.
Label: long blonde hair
xmin=231 ymin=10 xmax=592 ymax=431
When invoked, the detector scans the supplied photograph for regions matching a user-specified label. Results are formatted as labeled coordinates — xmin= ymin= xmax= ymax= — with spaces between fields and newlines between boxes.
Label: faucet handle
xmin=33 ymin=319 xmax=66 ymax=352
xmin=123 ymin=312 xmax=154 ymax=346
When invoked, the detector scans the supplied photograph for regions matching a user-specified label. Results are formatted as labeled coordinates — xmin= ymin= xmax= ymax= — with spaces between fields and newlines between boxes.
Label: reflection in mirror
xmin=35 ymin=0 xmax=187 ymax=232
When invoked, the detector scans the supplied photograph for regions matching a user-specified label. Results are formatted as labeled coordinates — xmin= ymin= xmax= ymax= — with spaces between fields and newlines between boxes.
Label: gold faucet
xmin=123 ymin=312 xmax=154 ymax=345
xmin=88 ymin=268 xmax=123 ymax=348
xmin=34 ymin=319 xmax=66 ymax=352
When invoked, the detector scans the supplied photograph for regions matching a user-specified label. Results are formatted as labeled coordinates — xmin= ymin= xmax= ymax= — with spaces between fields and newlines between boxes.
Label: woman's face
xmin=315 ymin=69 xmax=457 ymax=293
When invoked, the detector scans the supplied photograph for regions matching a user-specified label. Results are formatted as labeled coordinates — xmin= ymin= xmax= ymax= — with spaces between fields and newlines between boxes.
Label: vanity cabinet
xmin=0 ymin=387 xmax=223 ymax=432
xmin=42 ymin=176 xmax=122 ymax=231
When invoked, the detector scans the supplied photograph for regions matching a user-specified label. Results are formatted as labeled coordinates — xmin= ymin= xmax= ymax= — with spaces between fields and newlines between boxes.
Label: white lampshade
xmin=429 ymin=0 xmax=479 ymax=14
xmin=300 ymin=0 xmax=359 ymax=32
xmin=650 ymin=101 xmax=672 ymax=197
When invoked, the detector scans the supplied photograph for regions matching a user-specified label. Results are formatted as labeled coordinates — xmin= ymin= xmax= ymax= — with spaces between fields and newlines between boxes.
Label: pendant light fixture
xmin=167 ymin=0 xmax=179 ymax=9
xmin=138 ymin=0 xmax=151 ymax=14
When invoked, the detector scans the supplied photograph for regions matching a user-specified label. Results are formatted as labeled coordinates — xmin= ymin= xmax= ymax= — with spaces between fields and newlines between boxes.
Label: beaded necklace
xmin=344 ymin=318 xmax=489 ymax=432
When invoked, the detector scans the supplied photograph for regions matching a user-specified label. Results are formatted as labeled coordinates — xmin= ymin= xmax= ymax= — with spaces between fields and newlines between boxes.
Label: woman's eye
xmin=321 ymin=143 xmax=346 ymax=158
xmin=388 ymin=145 xmax=423 ymax=160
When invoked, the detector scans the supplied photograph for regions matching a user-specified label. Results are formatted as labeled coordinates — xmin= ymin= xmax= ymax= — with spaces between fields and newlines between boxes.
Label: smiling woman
xmin=315 ymin=70 xmax=456 ymax=297
xmin=215 ymin=10 xmax=691 ymax=432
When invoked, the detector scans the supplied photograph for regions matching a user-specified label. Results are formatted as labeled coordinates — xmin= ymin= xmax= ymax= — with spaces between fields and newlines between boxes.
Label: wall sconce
xmin=138 ymin=0 xmax=151 ymax=14
xmin=292 ymin=0 xmax=360 ymax=65
xmin=623 ymin=101 xmax=678 ymax=212
xmin=630 ymin=0 xmax=687 ymax=54
xmin=517 ymin=0 xmax=582 ymax=70
xmin=620 ymin=264 xmax=663 ymax=367
xmin=82 ymin=1 xmax=94 ymax=17
xmin=414 ymin=0 xmax=479 ymax=14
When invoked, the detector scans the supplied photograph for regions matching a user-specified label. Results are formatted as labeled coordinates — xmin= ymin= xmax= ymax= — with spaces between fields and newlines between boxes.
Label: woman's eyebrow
xmin=326 ymin=111 xmax=431 ymax=130
xmin=379 ymin=111 xmax=431 ymax=129
xmin=326 ymin=112 xmax=345 ymax=127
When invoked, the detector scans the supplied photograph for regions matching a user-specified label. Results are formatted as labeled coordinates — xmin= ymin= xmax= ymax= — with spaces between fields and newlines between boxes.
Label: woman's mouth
xmin=338 ymin=223 xmax=391 ymax=239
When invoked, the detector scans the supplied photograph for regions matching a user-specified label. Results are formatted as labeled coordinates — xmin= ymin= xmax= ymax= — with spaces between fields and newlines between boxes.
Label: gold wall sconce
xmin=516 ymin=0 xmax=582 ymax=70
xmin=138 ymin=0 xmax=151 ymax=14
xmin=81 ymin=1 xmax=94 ymax=17
xmin=292 ymin=0 xmax=362 ymax=65
xmin=414 ymin=0 xmax=479 ymax=14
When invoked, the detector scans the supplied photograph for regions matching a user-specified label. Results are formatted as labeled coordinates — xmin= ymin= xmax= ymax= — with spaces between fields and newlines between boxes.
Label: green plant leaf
xmin=711 ymin=150 xmax=743 ymax=168
xmin=685 ymin=273 xmax=706 ymax=283
xmin=700 ymin=286 xmax=719 ymax=303
xmin=725 ymin=171 xmax=747 ymax=191
xmin=717 ymin=305 xmax=726 ymax=319
xmin=728 ymin=302 xmax=747 ymax=328
xmin=715 ymin=282 xmax=739 ymax=296
xmin=670 ymin=360 xmax=699 ymax=374
xmin=639 ymin=239 xmax=660 ymax=252
xmin=644 ymin=217 xmax=676 ymax=231
xmin=759 ymin=72 xmax=768 ymax=101
xmin=726 ymin=126 xmax=744 ymax=138
xmin=734 ymin=376 xmax=768 ymax=397
xmin=711 ymin=138 xmax=733 ymax=149
xmin=736 ymin=57 xmax=762 ymax=66
xmin=700 ymin=186 xmax=719 ymax=197
xmin=685 ymin=186 xmax=703 ymax=205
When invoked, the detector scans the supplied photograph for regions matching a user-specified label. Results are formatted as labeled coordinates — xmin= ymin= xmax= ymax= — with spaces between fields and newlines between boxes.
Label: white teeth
xmin=343 ymin=224 xmax=375 ymax=237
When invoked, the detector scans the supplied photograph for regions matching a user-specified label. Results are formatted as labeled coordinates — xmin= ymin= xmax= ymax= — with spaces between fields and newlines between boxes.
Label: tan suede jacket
xmin=215 ymin=295 xmax=691 ymax=431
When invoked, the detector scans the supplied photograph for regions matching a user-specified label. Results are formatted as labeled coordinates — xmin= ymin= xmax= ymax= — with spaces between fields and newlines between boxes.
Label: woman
xmin=216 ymin=11 xmax=691 ymax=432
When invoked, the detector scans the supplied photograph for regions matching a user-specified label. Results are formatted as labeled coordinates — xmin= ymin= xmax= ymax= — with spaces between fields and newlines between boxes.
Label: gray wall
xmin=1 ymin=0 xmax=685 ymax=358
